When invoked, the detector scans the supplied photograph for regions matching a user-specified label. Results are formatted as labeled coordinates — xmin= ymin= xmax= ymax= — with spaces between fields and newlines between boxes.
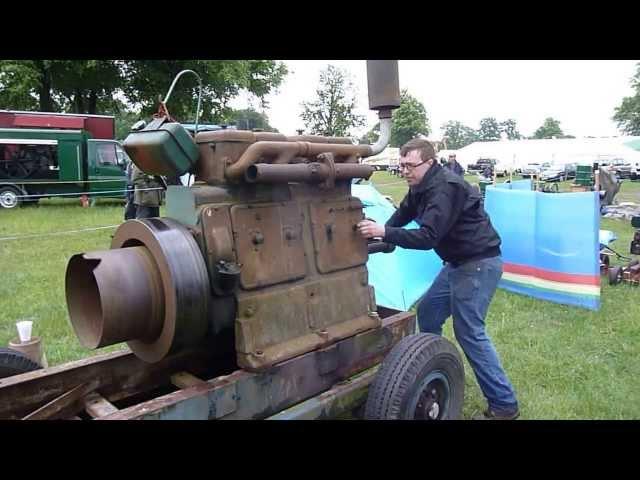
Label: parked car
xmin=540 ymin=163 xmax=577 ymax=182
xmin=468 ymin=158 xmax=496 ymax=174
xmin=494 ymin=162 xmax=512 ymax=177
xmin=521 ymin=162 xmax=542 ymax=178
xmin=467 ymin=158 xmax=492 ymax=172
xmin=609 ymin=158 xmax=632 ymax=179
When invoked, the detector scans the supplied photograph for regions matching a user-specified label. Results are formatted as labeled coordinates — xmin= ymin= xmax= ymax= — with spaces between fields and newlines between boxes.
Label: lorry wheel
xmin=608 ymin=266 xmax=623 ymax=286
xmin=364 ymin=333 xmax=464 ymax=420
xmin=0 ymin=186 xmax=21 ymax=209
xmin=0 ymin=348 xmax=42 ymax=379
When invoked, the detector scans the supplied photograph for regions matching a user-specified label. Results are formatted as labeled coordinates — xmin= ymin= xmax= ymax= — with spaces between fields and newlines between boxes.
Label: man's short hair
xmin=400 ymin=138 xmax=436 ymax=162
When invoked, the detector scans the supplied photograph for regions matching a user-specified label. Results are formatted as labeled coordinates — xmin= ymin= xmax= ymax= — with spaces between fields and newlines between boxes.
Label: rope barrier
xmin=11 ymin=187 xmax=163 ymax=199
xmin=1 ymin=178 xmax=128 ymax=185
xmin=0 ymin=224 xmax=119 ymax=242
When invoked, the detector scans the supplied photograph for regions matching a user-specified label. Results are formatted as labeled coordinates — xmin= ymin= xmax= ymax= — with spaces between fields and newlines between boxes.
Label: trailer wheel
xmin=608 ymin=266 xmax=623 ymax=285
xmin=0 ymin=348 xmax=42 ymax=379
xmin=364 ymin=333 xmax=464 ymax=420
xmin=0 ymin=186 xmax=21 ymax=209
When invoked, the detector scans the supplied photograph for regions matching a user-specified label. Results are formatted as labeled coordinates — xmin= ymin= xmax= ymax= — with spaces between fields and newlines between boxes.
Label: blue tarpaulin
xmin=494 ymin=179 xmax=533 ymax=190
xmin=352 ymin=180 xmax=601 ymax=312
xmin=352 ymin=184 xmax=442 ymax=311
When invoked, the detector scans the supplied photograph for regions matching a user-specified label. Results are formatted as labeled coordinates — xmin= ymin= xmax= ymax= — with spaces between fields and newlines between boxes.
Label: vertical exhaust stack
xmin=366 ymin=60 xmax=401 ymax=156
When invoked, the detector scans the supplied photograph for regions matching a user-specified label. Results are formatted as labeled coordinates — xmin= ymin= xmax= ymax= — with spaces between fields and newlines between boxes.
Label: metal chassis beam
xmin=102 ymin=310 xmax=415 ymax=420
xmin=265 ymin=366 xmax=379 ymax=420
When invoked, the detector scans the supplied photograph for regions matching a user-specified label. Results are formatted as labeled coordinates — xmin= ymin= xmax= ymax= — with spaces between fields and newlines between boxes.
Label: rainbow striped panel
xmin=485 ymin=185 xmax=600 ymax=311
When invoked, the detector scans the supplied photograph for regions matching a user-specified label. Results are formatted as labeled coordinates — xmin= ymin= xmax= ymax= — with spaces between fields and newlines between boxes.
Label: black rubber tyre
xmin=364 ymin=333 xmax=465 ymax=420
xmin=0 ymin=348 xmax=42 ymax=379
xmin=608 ymin=266 xmax=623 ymax=286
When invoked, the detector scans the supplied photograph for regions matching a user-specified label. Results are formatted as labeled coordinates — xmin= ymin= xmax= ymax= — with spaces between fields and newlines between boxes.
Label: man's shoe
xmin=472 ymin=407 xmax=520 ymax=420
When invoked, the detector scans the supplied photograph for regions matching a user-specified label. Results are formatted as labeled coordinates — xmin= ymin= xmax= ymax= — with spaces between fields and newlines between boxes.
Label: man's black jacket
xmin=383 ymin=162 xmax=501 ymax=266
xmin=445 ymin=160 xmax=464 ymax=176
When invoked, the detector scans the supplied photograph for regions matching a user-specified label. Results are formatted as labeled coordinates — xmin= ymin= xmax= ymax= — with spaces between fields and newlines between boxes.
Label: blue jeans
xmin=417 ymin=256 xmax=518 ymax=412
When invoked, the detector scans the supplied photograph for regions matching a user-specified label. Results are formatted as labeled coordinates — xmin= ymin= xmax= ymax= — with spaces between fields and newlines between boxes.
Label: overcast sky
xmin=229 ymin=60 xmax=639 ymax=140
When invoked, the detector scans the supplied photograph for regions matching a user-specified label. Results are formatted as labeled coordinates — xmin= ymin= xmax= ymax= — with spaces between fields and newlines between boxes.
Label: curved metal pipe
xmin=225 ymin=141 xmax=373 ymax=181
xmin=223 ymin=119 xmax=391 ymax=181
xmin=368 ymin=117 xmax=392 ymax=157
xmin=245 ymin=163 xmax=374 ymax=184
xmin=162 ymin=69 xmax=203 ymax=133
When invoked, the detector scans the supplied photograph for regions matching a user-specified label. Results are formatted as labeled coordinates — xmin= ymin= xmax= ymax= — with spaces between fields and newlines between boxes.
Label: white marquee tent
xmin=452 ymin=137 xmax=640 ymax=171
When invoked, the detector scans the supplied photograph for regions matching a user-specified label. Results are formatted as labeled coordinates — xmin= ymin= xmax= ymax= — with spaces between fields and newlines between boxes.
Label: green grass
xmin=0 ymin=198 xmax=167 ymax=365
xmin=1 ymin=179 xmax=639 ymax=419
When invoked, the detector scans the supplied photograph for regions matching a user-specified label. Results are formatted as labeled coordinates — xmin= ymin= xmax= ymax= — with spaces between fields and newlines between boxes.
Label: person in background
xmin=132 ymin=163 xmax=164 ymax=219
xmin=481 ymin=163 xmax=494 ymax=181
xmin=123 ymin=160 xmax=137 ymax=220
xmin=445 ymin=153 xmax=464 ymax=176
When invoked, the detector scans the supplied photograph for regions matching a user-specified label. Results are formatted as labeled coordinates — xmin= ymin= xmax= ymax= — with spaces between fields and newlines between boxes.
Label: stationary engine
xmin=65 ymin=61 xmax=400 ymax=371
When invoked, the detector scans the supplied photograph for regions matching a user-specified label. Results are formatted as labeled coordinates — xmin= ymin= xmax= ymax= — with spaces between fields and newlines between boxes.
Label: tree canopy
xmin=440 ymin=120 xmax=478 ymax=149
xmin=499 ymin=119 xmax=522 ymax=140
xmin=0 ymin=60 xmax=288 ymax=124
xmin=389 ymin=90 xmax=430 ymax=147
xmin=477 ymin=117 xmax=501 ymax=141
xmin=533 ymin=117 xmax=565 ymax=139
xmin=613 ymin=63 xmax=640 ymax=135
xmin=227 ymin=107 xmax=277 ymax=132
xmin=300 ymin=65 xmax=365 ymax=137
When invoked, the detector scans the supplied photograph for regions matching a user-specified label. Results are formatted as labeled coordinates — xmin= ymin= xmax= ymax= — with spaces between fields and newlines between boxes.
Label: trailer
xmin=0 ymin=308 xmax=417 ymax=420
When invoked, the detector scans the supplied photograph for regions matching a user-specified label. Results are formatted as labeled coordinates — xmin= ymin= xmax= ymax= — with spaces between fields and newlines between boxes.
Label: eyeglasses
xmin=399 ymin=159 xmax=428 ymax=172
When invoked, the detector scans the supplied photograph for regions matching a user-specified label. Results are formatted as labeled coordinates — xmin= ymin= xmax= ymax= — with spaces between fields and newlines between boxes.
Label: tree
xmin=613 ymin=63 xmax=640 ymax=135
xmin=300 ymin=65 xmax=365 ymax=137
xmin=51 ymin=60 xmax=124 ymax=114
xmin=0 ymin=60 xmax=125 ymax=114
xmin=0 ymin=60 xmax=62 ymax=111
xmin=359 ymin=122 xmax=380 ymax=144
xmin=115 ymin=107 xmax=143 ymax=141
xmin=121 ymin=60 xmax=287 ymax=123
xmin=499 ymin=119 xmax=521 ymax=140
xmin=441 ymin=120 xmax=478 ymax=149
xmin=227 ymin=108 xmax=277 ymax=132
xmin=477 ymin=117 xmax=501 ymax=141
xmin=0 ymin=59 xmax=287 ymax=124
xmin=533 ymin=117 xmax=564 ymax=139
xmin=389 ymin=90 xmax=430 ymax=147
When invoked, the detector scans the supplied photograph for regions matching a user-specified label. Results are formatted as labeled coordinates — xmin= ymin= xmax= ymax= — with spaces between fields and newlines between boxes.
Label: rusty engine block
xmin=65 ymin=61 xmax=400 ymax=371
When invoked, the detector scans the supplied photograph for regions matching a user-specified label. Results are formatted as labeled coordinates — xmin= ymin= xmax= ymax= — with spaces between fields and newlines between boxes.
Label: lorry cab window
xmin=97 ymin=142 xmax=118 ymax=166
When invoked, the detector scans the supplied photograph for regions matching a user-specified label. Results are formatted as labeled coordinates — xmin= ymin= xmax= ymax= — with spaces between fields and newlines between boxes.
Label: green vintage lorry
xmin=0 ymin=111 xmax=128 ymax=209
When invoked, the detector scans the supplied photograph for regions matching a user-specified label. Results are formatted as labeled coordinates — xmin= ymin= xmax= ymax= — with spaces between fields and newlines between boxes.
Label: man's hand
xmin=357 ymin=219 xmax=385 ymax=239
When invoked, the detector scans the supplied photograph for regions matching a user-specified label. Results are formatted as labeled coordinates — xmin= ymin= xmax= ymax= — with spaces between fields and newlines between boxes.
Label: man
xmin=123 ymin=160 xmax=137 ymax=221
xmin=357 ymin=138 xmax=519 ymax=420
xmin=445 ymin=153 xmax=464 ymax=176
xmin=132 ymin=163 xmax=164 ymax=219
xmin=481 ymin=163 xmax=494 ymax=181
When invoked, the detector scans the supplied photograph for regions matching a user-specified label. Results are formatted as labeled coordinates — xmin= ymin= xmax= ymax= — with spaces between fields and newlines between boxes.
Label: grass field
xmin=1 ymin=175 xmax=639 ymax=419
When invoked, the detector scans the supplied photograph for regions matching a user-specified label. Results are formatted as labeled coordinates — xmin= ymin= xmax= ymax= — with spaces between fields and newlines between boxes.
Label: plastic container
xmin=9 ymin=336 xmax=48 ymax=368
xmin=123 ymin=120 xmax=199 ymax=177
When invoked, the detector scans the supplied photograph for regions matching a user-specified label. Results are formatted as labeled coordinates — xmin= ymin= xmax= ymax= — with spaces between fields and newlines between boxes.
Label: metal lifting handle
xmin=162 ymin=69 xmax=203 ymax=134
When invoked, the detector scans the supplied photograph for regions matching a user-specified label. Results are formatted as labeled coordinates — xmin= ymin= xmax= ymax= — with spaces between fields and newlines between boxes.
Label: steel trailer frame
xmin=0 ymin=308 xmax=415 ymax=420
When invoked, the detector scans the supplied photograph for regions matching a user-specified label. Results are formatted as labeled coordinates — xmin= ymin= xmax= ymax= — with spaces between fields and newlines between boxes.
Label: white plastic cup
xmin=16 ymin=320 xmax=33 ymax=343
